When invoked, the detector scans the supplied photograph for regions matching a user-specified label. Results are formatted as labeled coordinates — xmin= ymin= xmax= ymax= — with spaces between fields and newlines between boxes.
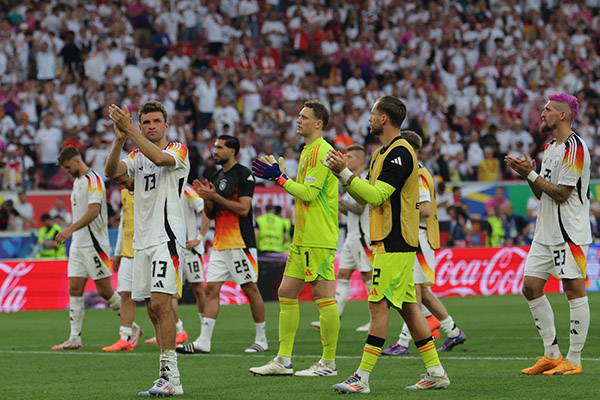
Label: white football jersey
xmin=533 ymin=133 xmax=591 ymax=246
xmin=70 ymin=169 xmax=110 ymax=249
xmin=418 ymin=163 xmax=431 ymax=226
xmin=123 ymin=142 xmax=190 ymax=250
xmin=183 ymin=183 xmax=204 ymax=240
xmin=345 ymin=172 xmax=370 ymax=245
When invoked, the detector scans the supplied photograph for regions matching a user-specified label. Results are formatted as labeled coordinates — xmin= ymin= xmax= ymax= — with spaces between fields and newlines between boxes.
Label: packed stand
xmin=1 ymin=0 xmax=600 ymax=240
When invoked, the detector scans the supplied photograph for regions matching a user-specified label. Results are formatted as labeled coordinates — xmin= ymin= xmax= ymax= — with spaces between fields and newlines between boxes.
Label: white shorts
xmin=182 ymin=249 xmax=205 ymax=284
xmin=207 ymin=248 xmax=258 ymax=285
xmin=339 ymin=238 xmax=372 ymax=273
xmin=117 ymin=256 xmax=134 ymax=292
xmin=524 ymin=241 xmax=588 ymax=280
xmin=68 ymin=245 xmax=112 ymax=280
xmin=132 ymin=241 xmax=184 ymax=301
xmin=414 ymin=229 xmax=436 ymax=286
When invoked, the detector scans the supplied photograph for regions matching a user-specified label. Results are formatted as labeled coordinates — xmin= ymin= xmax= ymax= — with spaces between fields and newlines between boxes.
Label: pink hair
xmin=548 ymin=93 xmax=579 ymax=123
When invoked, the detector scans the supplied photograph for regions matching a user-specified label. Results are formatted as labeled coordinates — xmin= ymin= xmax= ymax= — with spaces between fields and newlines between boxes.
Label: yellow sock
xmin=316 ymin=298 xmax=339 ymax=361
xmin=416 ymin=338 xmax=441 ymax=368
xmin=358 ymin=335 xmax=385 ymax=372
xmin=278 ymin=297 xmax=299 ymax=357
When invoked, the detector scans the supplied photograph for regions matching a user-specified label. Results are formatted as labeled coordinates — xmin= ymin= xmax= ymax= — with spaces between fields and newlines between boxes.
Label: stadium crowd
xmin=1 ymin=0 xmax=600 ymax=244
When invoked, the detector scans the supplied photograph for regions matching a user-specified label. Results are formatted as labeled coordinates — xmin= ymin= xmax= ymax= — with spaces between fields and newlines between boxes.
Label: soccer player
xmin=382 ymin=131 xmax=466 ymax=356
xmin=145 ymin=183 xmax=210 ymax=346
xmin=105 ymin=101 xmax=189 ymax=396
xmin=311 ymin=144 xmax=372 ymax=332
xmin=177 ymin=135 xmax=268 ymax=354
xmin=51 ymin=146 xmax=122 ymax=350
xmin=326 ymin=97 xmax=449 ymax=393
xmin=102 ymin=176 xmax=143 ymax=351
xmin=506 ymin=93 xmax=591 ymax=375
xmin=249 ymin=100 xmax=340 ymax=377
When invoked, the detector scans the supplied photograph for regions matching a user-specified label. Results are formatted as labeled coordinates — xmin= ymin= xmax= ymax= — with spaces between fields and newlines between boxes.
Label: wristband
xmin=276 ymin=173 xmax=289 ymax=187
xmin=339 ymin=168 xmax=353 ymax=186
xmin=195 ymin=233 xmax=204 ymax=242
xmin=527 ymin=170 xmax=539 ymax=183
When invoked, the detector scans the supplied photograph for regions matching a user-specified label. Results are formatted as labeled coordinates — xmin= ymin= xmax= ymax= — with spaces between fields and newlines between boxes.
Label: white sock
xmin=160 ymin=349 xmax=179 ymax=379
xmin=320 ymin=358 xmax=335 ymax=368
xmin=69 ymin=296 xmax=85 ymax=340
xmin=427 ymin=364 xmax=445 ymax=377
xmin=335 ymin=279 xmax=351 ymax=316
xmin=420 ymin=304 xmax=432 ymax=318
xmin=120 ymin=326 xmax=133 ymax=341
xmin=398 ymin=323 xmax=411 ymax=347
xmin=355 ymin=368 xmax=371 ymax=383
xmin=196 ymin=317 xmax=216 ymax=345
xmin=275 ymin=354 xmax=291 ymax=366
xmin=255 ymin=321 xmax=267 ymax=344
xmin=106 ymin=292 xmax=121 ymax=315
xmin=176 ymin=319 xmax=184 ymax=335
xmin=440 ymin=316 xmax=460 ymax=337
xmin=527 ymin=295 xmax=560 ymax=359
xmin=567 ymin=296 xmax=589 ymax=366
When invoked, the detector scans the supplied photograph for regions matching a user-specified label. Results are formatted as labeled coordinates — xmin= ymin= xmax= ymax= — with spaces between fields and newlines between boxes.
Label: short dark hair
xmin=41 ymin=213 xmax=52 ymax=221
xmin=402 ymin=130 xmax=422 ymax=152
xmin=303 ymin=99 xmax=330 ymax=129
xmin=374 ymin=96 xmax=407 ymax=128
xmin=218 ymin=135 xmax=240 ymax=156
xmin=57 ymin=146 xmax=81 ymax=165
xmin=138 ymin=101 xmax=168 ymax=123
xmin=265 ymin=204 xmax=275 ymax=212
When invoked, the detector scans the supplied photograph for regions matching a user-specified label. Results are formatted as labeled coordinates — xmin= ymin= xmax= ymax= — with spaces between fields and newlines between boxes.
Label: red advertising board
xmin=0 ymin=246 xmax=564 ymax=312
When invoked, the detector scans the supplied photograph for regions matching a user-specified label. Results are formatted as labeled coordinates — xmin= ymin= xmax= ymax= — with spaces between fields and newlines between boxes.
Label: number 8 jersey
xmin=534 ymin=133 xmax=592 ymax=246
xmin=122 ymin=142 xmax=190 ymax=250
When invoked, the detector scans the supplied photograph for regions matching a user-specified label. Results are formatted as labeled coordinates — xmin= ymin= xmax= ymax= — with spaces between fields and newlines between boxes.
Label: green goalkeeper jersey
xmin=284 ymin=137 xmax=339 ymax=249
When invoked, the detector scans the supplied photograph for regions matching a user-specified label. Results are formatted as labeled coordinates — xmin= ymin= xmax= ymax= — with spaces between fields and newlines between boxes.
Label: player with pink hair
xmin=506 ymin=93 xmax=591 ymax=376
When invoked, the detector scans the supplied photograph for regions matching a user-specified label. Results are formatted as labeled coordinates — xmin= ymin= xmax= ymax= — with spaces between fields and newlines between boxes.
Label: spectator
xmin=501 ymin=202 xmax=529 ymax=246
xmin=85 ymin=135 xmax=110 ymax=182
xmin=34 ymin=112 xmax=63 ymax=181
xmin=447 ymin=205 xmax=472 ymax=248
xmin=13 ymin=191 xmax=35 ymax=231
xmin=478 ymin=146 xmax=501 ymax=182
xmin=49 ymin=197 xmax=72 ymax=227
xmin=36 ymin=213 xmax=66 ymax=259
xmin=484 ymin=206 xmax=505 ymax=247
xmin=485 ymin=187 xmax=509 ymax=216
xmin=0 ymin=200 xmax=19 ymax=231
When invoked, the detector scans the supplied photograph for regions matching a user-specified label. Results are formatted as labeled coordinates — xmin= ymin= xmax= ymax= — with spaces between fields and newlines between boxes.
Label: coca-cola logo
xmin=433 ymin=247 xmax=529 ymax=297
xmin=0 ymin=262 xmax=34 ymax=312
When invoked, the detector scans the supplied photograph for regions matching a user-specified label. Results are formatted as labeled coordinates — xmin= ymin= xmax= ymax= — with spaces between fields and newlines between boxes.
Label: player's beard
xmin=539 ymin=120 xmax=555 ymax=133
xmin=370 ymin=123 xmax=383 ymax=136
xmin=215 ymin=155 xmax=228 ymax=165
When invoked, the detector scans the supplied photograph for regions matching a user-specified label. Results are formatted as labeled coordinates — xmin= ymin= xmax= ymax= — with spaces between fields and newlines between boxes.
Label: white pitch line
xmin=2 ymin=349 xmax=600 ymax=362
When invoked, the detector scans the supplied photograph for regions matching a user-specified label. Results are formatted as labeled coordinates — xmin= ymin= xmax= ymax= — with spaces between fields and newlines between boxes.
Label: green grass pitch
xmin=1 ymin=293 xmax=598 ymax=399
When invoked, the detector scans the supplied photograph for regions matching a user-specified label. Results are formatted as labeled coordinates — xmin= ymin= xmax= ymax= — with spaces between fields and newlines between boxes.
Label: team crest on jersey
xmin=219 ymin=179 xmax=227 ymax=191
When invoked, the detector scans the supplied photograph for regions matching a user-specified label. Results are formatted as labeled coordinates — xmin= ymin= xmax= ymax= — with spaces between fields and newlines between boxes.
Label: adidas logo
xmin=153 ymin=281 xmax=165 ymax=288
xmin=244 ymin=274 xmax=251 ymax=280
xmin=194 ymin=275 xmax=201 ymax=280
xmin=305 ymin=270 xmax=312 ymax=276
xmin=570 ymin=329 xmax=579 ymax=335
xmin=97 ymin=270 xmax=105 ymax=276
xmin=390 ymin=157 xmax=402 ymax=166
xmin=369 ymin=288 xmax=378 ymax=296
xmin=247 ymin=175 xmax=254 ymax=181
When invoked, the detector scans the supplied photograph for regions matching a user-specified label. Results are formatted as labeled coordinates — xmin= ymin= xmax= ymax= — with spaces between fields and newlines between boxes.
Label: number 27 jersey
xmin=534 ymin=133 xmax=591 ymax=246
xmin=122 ymin=142 xmax=190 ymax=250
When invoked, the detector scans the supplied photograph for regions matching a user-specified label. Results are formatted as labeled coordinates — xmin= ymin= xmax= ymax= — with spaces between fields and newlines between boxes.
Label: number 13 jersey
xmin=123 ymin=142 xmax=190 ymax=250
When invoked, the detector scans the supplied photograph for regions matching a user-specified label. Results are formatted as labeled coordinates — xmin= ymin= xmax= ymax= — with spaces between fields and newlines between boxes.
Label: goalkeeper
xmin=249 ymin=100 xmax=340 ymax=378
